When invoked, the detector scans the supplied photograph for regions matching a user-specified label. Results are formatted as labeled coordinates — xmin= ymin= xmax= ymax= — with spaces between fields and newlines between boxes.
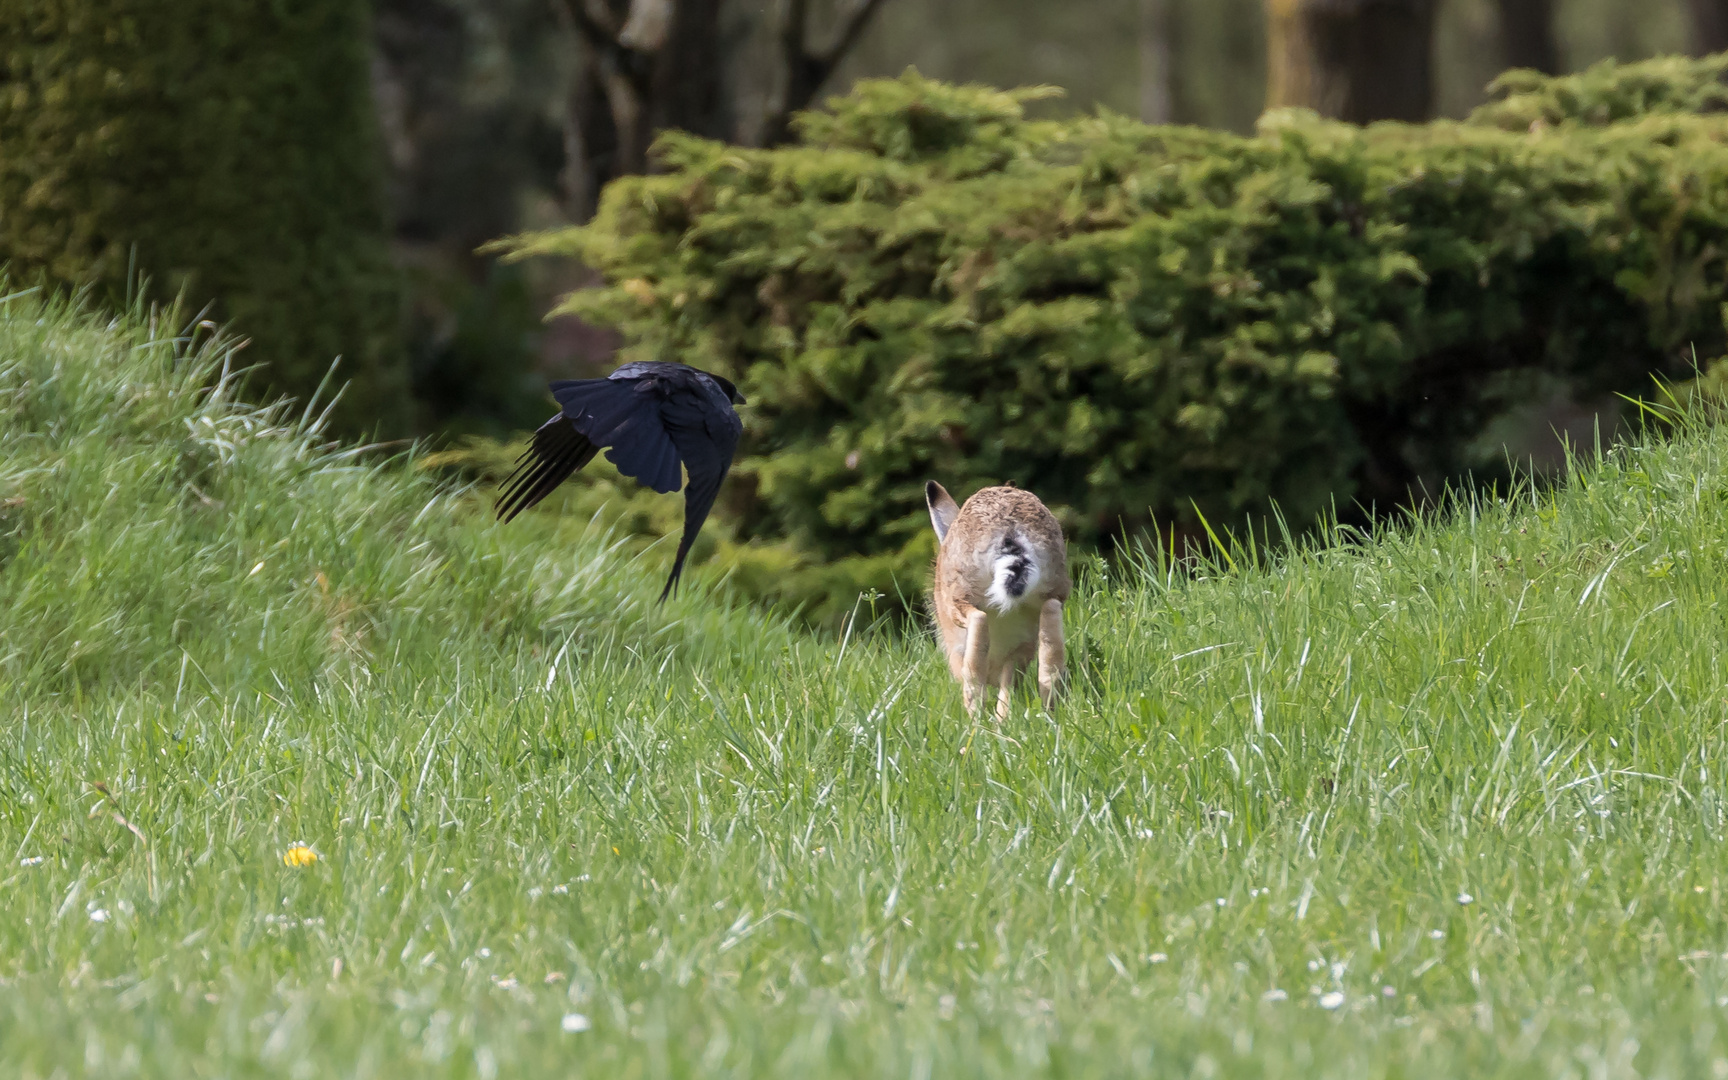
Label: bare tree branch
xmin=619 ymin=0 xmax=676 ymax=51
xmin=555 ymin=0 xmax=622 ymax=52
xmin=580 ymin=0 xmax=624 ymax=42
xmin=1138 ymin=0 xmax=1173 ymax=123
xmin=815 ymin=0 xmax=890 ymax=67
xmin=554 ymin=0 xmax=730 ymax=219
xmin=760 ymin=0 xmax=893 ymax=146
xmin=556 ymin=0 xmax=876 ymax=222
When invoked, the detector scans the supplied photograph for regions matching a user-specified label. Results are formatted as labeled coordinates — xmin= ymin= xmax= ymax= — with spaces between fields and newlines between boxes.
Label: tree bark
xmin=1495 ymin=0 xmax=1558 ymax=74
xmin=1265 ymin=0 xmax=1438 ymax=123
xmin=1689 ymin=0 xmax=1728 ymax=54
xmin=1138 ymin=0 xmax=1174 ymax=123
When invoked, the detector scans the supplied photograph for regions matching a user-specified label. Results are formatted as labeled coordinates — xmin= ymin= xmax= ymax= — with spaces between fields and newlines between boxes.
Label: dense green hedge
xmin=502 ymin=57 xmax=1728 ymax=619
xmin=0 ymin=0 xmax=406 ymax=433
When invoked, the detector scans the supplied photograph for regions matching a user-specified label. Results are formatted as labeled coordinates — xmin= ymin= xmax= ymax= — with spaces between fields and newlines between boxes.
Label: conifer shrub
xmin=501 ymin=59 xmax=1728 ymax=620
xmin=0 ymin=0 xmax=406 ymax=433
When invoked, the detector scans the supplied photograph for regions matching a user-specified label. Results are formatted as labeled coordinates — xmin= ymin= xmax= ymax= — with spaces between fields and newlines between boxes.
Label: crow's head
xmin=709 ymin=373 xmax=746 ymax=406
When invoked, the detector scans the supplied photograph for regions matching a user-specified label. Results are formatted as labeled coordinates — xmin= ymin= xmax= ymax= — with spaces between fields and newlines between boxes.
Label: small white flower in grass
xmin=1429 ymin=929 xmax=1445 ymax=940
xmin=552 ymin=884 xmax=569 ymax=895
xmin=88 ymin=904 xmax=110 ymax=923
xmin=1382 ymin=985 xmax=1397 ymax=998
xmin=1307 ymin=959 xmax=1321 ymax=972
xmin=1262 ymin=989 xmax=1287 ymax=1003
xmin=20 ymin=856 xmax=43 ymax=867
xmin=478 ymin=948 xmax=492 ymax=958
xmin=1147 ymin=953 xmax=1168 ymax=964
xmin=1216 ymin=897 xmax=1227 ymax=907
xmin=1330 ymin=962 xmax=1346 ymax=980
xmin=1318 ymin=991 xmax=1345 ymax=1010
xmin=560 ymin=1013 xmax=591 ymax=1033
xmin=1457 ymin=892 xmax=1474 ymax=906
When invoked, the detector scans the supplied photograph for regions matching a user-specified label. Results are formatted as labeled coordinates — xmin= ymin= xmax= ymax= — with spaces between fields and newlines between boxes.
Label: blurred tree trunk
xmin=1138 ymin=0 xmax=1174 ymax=124
xmin=1265 ymin=0 xmax=1438 ymax=123
xmin=1689 ymin=0 xmax=1728 ymax=53
xmin=1495 ymin=0 xmax=1558 ymax=73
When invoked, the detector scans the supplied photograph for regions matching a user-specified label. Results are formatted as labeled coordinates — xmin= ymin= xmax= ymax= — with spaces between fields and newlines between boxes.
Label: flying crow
xmin=495 ymin=361 xmax=745 ymax=601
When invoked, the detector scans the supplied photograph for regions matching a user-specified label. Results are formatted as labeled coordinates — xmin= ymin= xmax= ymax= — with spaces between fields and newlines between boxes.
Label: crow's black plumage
xmin=495 ymin=361 xmax=745 ymax=601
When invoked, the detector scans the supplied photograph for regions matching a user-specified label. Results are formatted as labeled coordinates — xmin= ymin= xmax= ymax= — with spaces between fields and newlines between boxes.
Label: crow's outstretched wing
xmin=496 ymin=362 xmax=743 ymax=602
xmin=657 ymin=378 xmax=744 ymax=601
xmin=494 ymin=412 xmax=601 ymax=523
xmin=552 ymin=376 xmax=683 ymax=493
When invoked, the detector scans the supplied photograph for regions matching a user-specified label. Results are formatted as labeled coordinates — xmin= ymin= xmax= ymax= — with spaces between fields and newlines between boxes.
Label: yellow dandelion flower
xmin=282 ymin=844 xmax=319 ymax=868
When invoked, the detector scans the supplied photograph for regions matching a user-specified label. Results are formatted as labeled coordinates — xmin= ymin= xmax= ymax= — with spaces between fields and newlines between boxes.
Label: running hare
xmin=925 ymin=481 xmax=1070 ymax=718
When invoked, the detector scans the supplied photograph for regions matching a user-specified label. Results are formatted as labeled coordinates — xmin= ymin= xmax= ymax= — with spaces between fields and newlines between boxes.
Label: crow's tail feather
xmin=494 ymin=416 xmax=599 ymax=523
xmin=656 ymin=466 xmax=728 ymax=603
xmin=657 ymin=534 xmax=696 ymax=604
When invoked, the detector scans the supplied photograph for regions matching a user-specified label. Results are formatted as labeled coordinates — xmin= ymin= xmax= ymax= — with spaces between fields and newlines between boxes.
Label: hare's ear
xmin=926 ymin=481 xmax=960 ymax=543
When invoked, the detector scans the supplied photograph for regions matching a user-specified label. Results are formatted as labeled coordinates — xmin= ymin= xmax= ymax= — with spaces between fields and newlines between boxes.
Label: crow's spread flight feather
xmin=494 ymin=361 xmax=745 ymax=602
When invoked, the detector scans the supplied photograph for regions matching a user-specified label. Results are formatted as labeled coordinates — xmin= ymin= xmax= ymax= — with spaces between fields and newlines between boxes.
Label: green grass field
xmin=7 ymin=293 xmax=1728 ymax=1077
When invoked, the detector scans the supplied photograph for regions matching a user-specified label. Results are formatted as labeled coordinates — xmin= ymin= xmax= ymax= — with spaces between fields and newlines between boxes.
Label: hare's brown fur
xmin=926 ymin=482 xmax=1070 ymax=718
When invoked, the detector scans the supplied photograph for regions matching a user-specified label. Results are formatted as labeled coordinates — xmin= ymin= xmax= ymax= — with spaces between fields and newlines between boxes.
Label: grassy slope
xmin=5 ymin=295 xmax=1728 ymax=1076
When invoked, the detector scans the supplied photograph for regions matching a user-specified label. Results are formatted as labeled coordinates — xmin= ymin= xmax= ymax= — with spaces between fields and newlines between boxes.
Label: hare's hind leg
xmin=961 ymin=608 xmax=991 ymax=714
xmin=1037 ymin=599 xmax=1065 ymax=712
xmin=995 ymin=662 xmax=1016 ymax=722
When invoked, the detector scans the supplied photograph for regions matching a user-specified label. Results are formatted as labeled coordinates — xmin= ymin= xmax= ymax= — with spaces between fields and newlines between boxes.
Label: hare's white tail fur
xmin=985 ymin=531 xmax=1042 ymax=613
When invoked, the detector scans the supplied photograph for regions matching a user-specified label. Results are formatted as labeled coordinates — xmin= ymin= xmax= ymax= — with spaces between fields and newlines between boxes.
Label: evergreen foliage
xmin=1474 ymin=52 xmax=1728 ymax=129
xmin=0 ymin=0 xmax=407 ymax=433
xmin=502 ymin=59 xmax=1728 ymax=618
